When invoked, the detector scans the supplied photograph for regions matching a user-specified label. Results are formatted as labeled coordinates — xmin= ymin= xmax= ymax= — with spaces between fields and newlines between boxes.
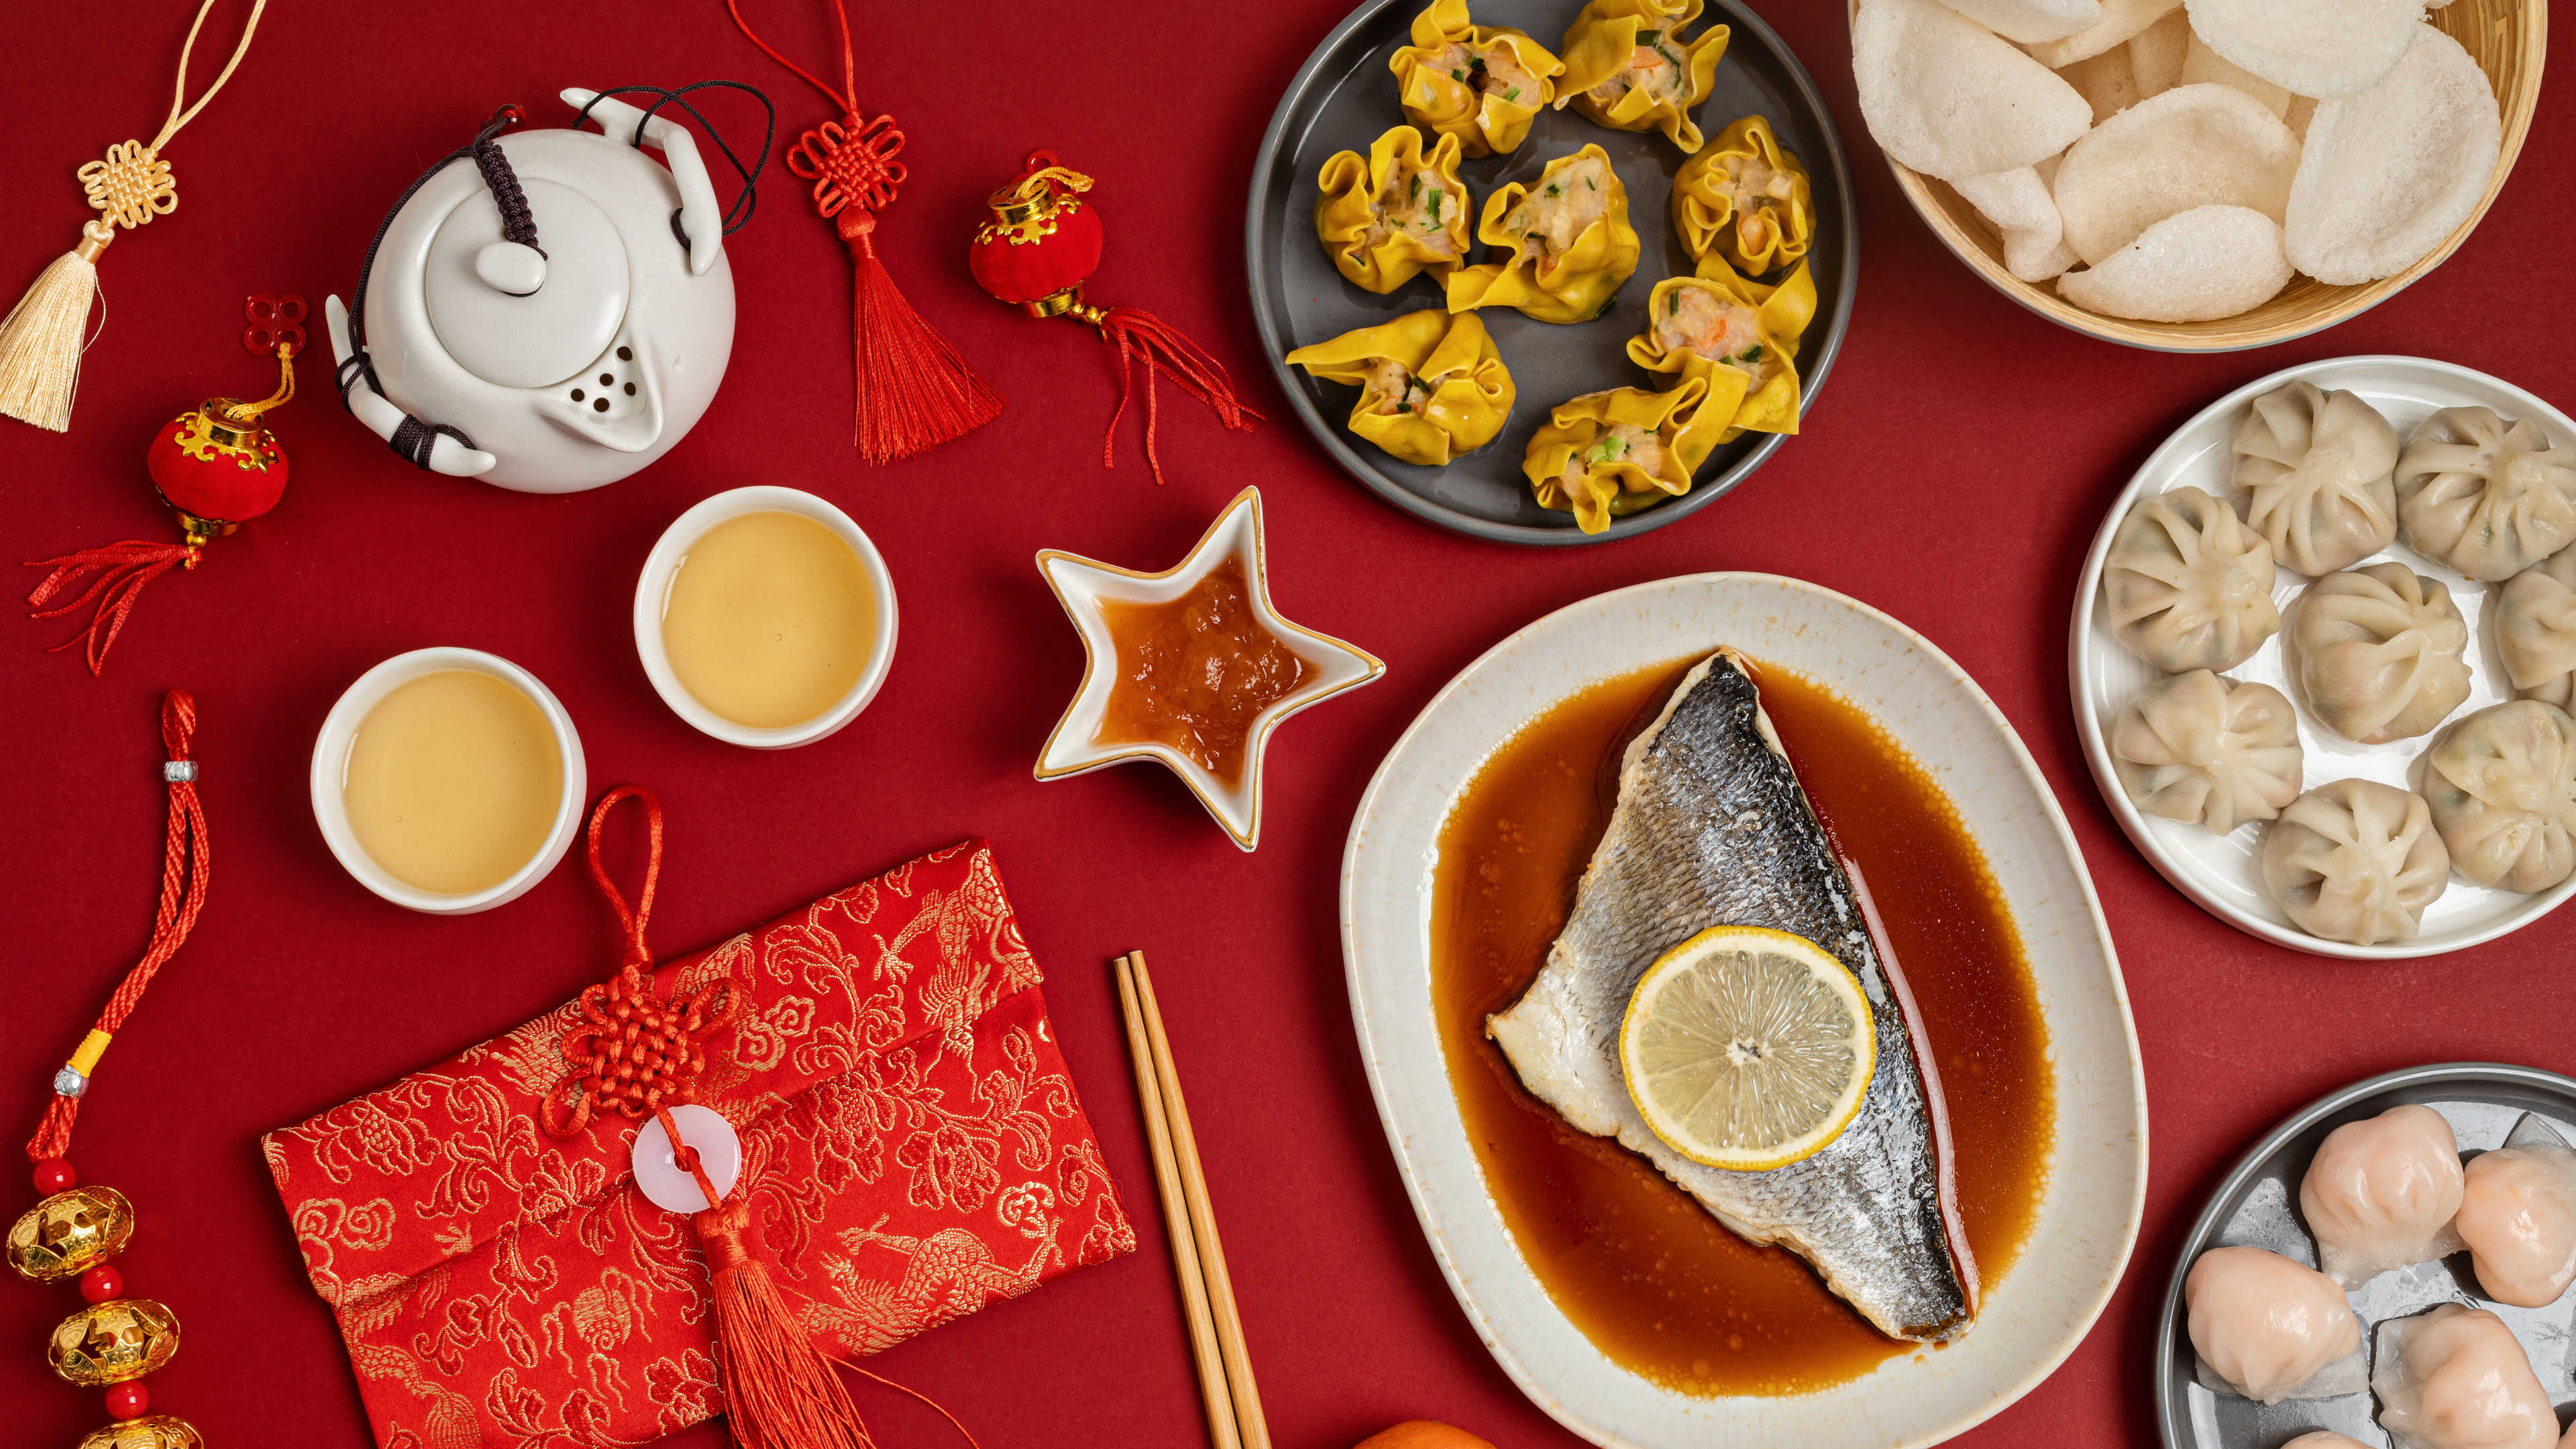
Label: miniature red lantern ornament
xmin=24 ymin=294 xmax=301 ymax=674
xmin=969 ymin=151 xmax=1258 ymax=486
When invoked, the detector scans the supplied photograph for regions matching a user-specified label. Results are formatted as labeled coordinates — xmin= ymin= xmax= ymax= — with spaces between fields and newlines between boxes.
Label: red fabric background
xmin=0 ymin=2 xmax=2568 ymax=1446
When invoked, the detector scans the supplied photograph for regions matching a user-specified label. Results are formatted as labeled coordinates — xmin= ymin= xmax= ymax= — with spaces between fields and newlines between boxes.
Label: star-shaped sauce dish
xmin=1036 ymin=487 xmax=1384 ymax=851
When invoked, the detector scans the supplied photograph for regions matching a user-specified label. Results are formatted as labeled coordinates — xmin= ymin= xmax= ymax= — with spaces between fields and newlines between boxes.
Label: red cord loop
xmin=788 ymin=115 xmax=904 ymax=219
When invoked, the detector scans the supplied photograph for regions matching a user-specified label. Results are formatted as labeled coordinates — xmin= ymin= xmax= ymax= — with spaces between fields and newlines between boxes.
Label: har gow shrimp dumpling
xmin=2262 ymin=779 xmax=2451 ymax=945
xmin=2285 ymin=25 xmax=2504 ymax=286
xmin=2300 ymin=1102 xmax=2466 ymax=1287
xmin=2231 ymin=380 xmax=2400 ymax=578
xmin=2103 ymin=485 xmax=2280 ymax=673
xmin=2111 ymin=669 xmax=2302 ymax=833
xmin=2372 ymin=1303 xmax=2559 ymax=1449
xmin=2183 ymin=1244 xmax=2367 ymax=1404
xmin=2394 ymin=407 xmax=2576 ymax=584
xmin=2496 ymin=549 xmax=2576 ymax=710
xmin=2420 ymin=700 xmax=2576 ymax=894
xmin=2456 ymin=1116 xmax=2576 ymax=1309
xmin=2289 ymin=561 xmax=2471 ymax=745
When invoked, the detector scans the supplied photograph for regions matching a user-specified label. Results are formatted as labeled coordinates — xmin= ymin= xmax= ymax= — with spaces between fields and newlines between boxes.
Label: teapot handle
xmin=325 ymin=297 xmax=500 ymax=478
xmin=561 ymin=89 xmax=723 ymax=278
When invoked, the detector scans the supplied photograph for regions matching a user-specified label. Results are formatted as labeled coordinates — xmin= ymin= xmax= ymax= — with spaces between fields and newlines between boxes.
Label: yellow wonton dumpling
xmin=1389 ymin=0 xmax=1568 ymax=159
xmin=1445 ymin=144 xmax=1640 ymax=324
xmin=1524 ymin=379 xmax=1727 ymax=533
xmin=1283 ymin=310 xmax=1514 ymax=467
xmin=1316 ymin=126 xmax=1474 ymax=294
xmin=1672 ymin=116 xmax=1815 ymax=276
xmin=1556 ymin=0 xmax=1729 ymax=154
xmin=1626 ymin=256 xmax=1817 ymax=441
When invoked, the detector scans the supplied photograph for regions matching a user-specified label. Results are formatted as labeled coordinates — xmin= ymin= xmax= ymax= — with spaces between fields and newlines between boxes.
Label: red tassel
xmin=843 ymin=209 xmax=1004 ymax=467
xmin=1094 ymin=306 xmax=1260 ymax=488
xmin=692 ymin=1193 xmax=877 ymax=1449
xmin=25 ymin=539 xmax=199 ymax=676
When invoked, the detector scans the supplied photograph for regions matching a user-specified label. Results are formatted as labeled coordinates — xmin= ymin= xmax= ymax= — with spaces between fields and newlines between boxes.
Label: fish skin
xmin=1486 ymin=649 xmax=1970 ymax=1342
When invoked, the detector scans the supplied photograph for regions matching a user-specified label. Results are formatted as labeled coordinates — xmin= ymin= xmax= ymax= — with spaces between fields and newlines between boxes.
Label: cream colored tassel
xmin=0 ymin=223 xmax=112 ymax=433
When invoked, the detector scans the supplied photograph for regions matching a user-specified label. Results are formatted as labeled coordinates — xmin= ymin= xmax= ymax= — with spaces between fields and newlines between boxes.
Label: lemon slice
xmin=1618 ymin=925 xmax=1875 ymax=1172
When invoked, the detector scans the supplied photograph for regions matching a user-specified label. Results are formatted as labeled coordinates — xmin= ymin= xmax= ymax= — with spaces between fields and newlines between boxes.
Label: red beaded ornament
xmin=106 ymin=1381 xmax=150 ymax=1419
xmin=79 ymin=1264 xmax=122 ymax=1303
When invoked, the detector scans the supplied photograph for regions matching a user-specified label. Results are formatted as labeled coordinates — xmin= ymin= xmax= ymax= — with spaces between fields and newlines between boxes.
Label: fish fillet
xmin=1487 ymin=649 xmax=1971 ymax=1341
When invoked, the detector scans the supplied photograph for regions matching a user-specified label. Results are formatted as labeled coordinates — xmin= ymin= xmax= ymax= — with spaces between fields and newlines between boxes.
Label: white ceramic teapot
xmin=327 ymin=89 xmax=761 ymax=493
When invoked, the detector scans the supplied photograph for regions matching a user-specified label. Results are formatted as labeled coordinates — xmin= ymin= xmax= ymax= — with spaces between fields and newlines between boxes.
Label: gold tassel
xmin=0 ymin=223 xmax=112 ymax=433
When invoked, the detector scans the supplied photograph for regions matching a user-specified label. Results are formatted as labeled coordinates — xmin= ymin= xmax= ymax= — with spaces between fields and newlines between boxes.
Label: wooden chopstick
xmin=1115 ymin=954 xmax=1242 ymax=1449
xmin=1128 ymin=951 xmax=1272 ymax=1449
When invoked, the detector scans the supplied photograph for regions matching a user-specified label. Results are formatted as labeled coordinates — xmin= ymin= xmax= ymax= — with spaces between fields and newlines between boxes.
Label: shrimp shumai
xmin=1315 ymin=126 xmax=1473 ymax=295
xmin=1671 ymin=115 xmax=1815 ymax=277
xmin=1522 ymin=381 xmax=1727 ymax=534
xmin=1626 ymin=255 xmax=1815 ymax=441
xmin=1446 ymin=145 xmax=1641 ymax=323
xmin=1389 ymin=0 xmax=1567 ymax=159
xmin=1556 ymin=0 xmax=1729 ymax=153
xmin=1283 ymin=310 xmax=1513 ymax=468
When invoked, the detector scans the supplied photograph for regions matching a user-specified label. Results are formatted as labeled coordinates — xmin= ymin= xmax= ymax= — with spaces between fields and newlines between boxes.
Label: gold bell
xmin=78 ymin=1417 xmax=204 ymax=1449
xmin=48 ymin=1297 xmax=180 ymax=1386
xmin=6 ymin=1186 xmax=133 ymax=1283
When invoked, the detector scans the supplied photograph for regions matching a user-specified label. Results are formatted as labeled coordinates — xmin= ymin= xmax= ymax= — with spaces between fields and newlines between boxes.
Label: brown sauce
xmin=1430 ymin=655 xmax=2053 ymax=1396
xmin=1093 ymin=557 xmax=1308 ymax=786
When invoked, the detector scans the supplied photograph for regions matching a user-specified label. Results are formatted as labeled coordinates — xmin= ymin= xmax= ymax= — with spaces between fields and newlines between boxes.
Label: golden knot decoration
xmin=7 ymin=1185 xmax=136 ymax=1283
xmin=78 ymin=141 xmax=178 ymax=229
xmin=49 ymin=1296 xmax=180 ymax=1386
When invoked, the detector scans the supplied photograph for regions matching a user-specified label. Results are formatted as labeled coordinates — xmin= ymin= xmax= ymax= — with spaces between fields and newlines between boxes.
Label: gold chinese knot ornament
xmin=5 ymin=1185 xmax=134 ymax=1283
xmin=0 ymin=0 xmax=267 ymax=432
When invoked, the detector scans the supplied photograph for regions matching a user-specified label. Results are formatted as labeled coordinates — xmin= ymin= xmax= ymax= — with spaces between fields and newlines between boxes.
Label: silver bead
xmin=162 ymin=761 xmax=198 ymax=782
xmin=53 ymin=1067 xmax=87 ymax=1097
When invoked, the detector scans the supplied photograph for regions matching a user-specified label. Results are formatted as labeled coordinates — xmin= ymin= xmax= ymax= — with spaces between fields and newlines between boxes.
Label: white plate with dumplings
xmin=2071 ymin=354 xmax=2576 ymax=959
xmin=2154 ymin=1061 xmax=2576 ymax=1449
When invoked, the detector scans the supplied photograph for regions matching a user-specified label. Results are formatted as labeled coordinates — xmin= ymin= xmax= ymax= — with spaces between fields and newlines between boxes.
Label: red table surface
xmin=2 ymin=1 xmax=2570 ymax=1445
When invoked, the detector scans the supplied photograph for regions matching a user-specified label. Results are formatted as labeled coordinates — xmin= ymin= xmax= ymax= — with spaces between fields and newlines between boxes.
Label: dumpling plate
xmin=2070 ymin=355 xmax=2576 ymax=960
xmin=2156 ymin=1062 xmax=2576 ymax=1449
xmin=1246 ymin=0 xmax=1857 ymax=545
xmin=1344 ymin=573 xmax=2145 ymax=1446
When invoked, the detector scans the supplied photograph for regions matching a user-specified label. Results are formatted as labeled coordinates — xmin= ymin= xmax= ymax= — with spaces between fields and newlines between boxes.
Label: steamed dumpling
xmin=2184 ymin=1244 xmax=2367 ymax=1404
xmin=2111 ymin=669 xmax=2302 ymax=833
xmin=2457 ymin=1116 xmax=2576 ymax=1309
xmin=2289 ymin=561 xmax=2471 ymax=745
xmin=2232 ymin=380 xmax=2400 ymax=577
xmin=2263 ymin=780 xmax=2451 ymax=945
xmin=2300 ymin=1103 xmax=2465 ymax=1287
xmin=2105 ymin=486 xmax=2280 ymax=672
xmin=2395 ymin=407 xmax=2576 ymax=582
xmin=2373 ymin=1303 xmax=2557 ymax=1449
xmin=2497 ymin=548 xmax=2576 ymax=710
xmin=2420 ymin=700 xmax=2576 ymax=894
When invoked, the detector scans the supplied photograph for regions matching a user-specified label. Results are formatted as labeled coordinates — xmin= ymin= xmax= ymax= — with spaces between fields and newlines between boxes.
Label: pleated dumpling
xmin=1625 ymin=257 xmax=1815 ymax=441
xmin=2396 ymin=407 xmax=2576 ymax=582
xmin=1315 ymin=126 xmax=1473 ymax=294
xmin=2300 ymin=1103 xmax=2466 ymax=1287
xmin=2110 ymin=669 xmax=2302 ymax=833
xmin=1446 ymin=145 xmax=1640 ymax=323
xmin=2103 ymin=486 xmax=2280 ymax=674
xmin=1389 ymin=0 xmax=1566 ymax=159
xmin=1283 ymin=310 xmax=1513 ymax=468
xmin=2231 ymin=380 xmax=2400 ymax=577
xmin=1523 ymin=380 xmax=1727 ymax=534
xmin=1670 ymin=116 xmax=1815 ymax=276
xmin=2262 ymin=780 xmax=2451 ymax=946
xmin=2457 ymin=1114 xmax=2576 ymax=1309
xmin=1556 ymin=0 xmax=1728 ymax=153
xmin=2184 ymin=1245 xmax=2367 ymax=1405
xmin=2420 ymin=700 xmax=2576 ymax=894
xmin=2373 ymin=1304 xmax=2559 ymax=1449
xmin=2289 ymin=562 xmax=2471 ymax=745
xmin=2498 ymin=549 xmax=2576 ymax=710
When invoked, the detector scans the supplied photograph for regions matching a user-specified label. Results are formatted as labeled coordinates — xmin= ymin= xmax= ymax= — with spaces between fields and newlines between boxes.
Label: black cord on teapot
xmin=337 ymin=85 xmax=773 ymax=471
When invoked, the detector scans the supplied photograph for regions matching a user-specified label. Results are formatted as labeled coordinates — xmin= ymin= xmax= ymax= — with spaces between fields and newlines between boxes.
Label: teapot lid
xmin=424 ymin=176 xmax=629 ymax=390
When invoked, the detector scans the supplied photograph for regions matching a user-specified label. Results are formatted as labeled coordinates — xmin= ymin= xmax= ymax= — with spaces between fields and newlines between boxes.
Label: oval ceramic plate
xmin=1248 ymin=0 xmax=1857 ymax=545
xmin=2154 ymin=1063 xmax=2576 ymax=1449
xmin=1342 ymin=573 xmax=2145 ymax=1447
xmin=2068 ymin=356 xmax=2576 ymax=959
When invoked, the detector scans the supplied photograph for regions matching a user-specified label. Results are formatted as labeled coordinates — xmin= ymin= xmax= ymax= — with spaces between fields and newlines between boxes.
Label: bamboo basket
xmin=1876 ymin=0 xmax=2547 ymax=351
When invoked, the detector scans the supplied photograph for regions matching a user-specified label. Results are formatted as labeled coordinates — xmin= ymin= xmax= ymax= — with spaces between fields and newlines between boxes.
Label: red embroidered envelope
xmin=262 ymin=840 xmax=1133 ymax=1448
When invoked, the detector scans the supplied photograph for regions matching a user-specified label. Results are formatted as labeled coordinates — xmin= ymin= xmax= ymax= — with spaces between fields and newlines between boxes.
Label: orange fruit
xmin=1355 ymin=1424 xmax=1497 ymax=1449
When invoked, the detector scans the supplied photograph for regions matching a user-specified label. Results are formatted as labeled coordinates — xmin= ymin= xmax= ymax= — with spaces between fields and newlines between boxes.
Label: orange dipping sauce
xmin=1094 ymin=557 xmax=1309 ymax=786
xmin=1430 ymin=656 xmax=2053 ymax=1396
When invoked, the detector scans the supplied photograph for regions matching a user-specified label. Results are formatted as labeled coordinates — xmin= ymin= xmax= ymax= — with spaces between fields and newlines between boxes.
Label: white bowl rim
xmin=632 ymin=485 xmax=901 ymax=750
xmin=1343 ymin=570 xmax=2146 ymax=1448
xmin=2067 ymin=352 xmax=2576 ymax=959
xmin=309 ymin=646 xmax=588 ymax=916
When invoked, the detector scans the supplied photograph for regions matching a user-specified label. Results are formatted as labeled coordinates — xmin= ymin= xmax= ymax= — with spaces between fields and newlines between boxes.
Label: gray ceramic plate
xmin=2155 ymin=1063 xmax=2576 ymax=1449
xmin=1246 ymin=0 xmax=1857 ymax=545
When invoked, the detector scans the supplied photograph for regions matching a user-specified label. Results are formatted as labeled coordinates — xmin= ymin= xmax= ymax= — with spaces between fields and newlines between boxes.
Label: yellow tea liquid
xmin=661 ymin=511 xmax=876 ymax=729
xmin=343 ymin=669 xmax=564 ymax=896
